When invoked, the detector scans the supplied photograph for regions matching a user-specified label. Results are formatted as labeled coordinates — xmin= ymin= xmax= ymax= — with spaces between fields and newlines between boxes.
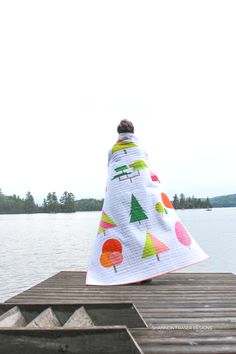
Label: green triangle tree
xmin=130 ymin=194 xmax=148 ymax=224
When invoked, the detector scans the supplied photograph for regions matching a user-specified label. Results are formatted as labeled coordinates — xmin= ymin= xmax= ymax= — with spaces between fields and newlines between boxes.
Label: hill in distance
xmin=210 ymin=194 xmax=236 ymax=208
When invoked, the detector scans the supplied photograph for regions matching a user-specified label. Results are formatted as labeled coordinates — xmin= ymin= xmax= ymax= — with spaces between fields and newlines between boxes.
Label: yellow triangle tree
xmin=97 ymin=211 xmax=117 ymax=236
xmin=142 ymin=232 xmax=169 ymax=261
xmin=129 ymin=160 xmax=148 ymax=174
xmin=112 ymin=140 xmax=137 ymax=154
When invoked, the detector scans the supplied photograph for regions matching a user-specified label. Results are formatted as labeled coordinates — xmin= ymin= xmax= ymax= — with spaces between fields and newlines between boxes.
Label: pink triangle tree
xmin=97 ymin=211 xmax=117 ymax=236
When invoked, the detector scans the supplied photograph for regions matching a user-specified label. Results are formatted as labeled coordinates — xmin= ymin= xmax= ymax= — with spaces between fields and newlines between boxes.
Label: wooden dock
xmin=5 ymin=271 xmax=236 ymax=353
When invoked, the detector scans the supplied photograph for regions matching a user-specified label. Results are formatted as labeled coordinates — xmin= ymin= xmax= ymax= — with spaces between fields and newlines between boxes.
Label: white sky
xmin=0 ymin=0 xmax=235 ymax=204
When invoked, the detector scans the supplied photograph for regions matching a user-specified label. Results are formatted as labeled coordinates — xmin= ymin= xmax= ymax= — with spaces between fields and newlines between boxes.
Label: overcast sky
xmin=0 ymin=0 xmax=235 ymax=204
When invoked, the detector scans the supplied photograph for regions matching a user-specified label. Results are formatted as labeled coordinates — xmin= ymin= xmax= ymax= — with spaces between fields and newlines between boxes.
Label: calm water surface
xmin=0 ymin=208 xmax=235 ymax=301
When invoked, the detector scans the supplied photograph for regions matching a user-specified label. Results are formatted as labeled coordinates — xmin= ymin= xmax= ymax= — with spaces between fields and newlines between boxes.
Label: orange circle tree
xmin=100 ymin=239 xmax=123 ymax=273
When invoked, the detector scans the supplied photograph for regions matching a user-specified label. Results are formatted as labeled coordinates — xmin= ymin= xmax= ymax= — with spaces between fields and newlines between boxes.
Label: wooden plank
xmin=4 ymin=271 xmax=236 ymax=354
xmin=131 ymin=328 xmax=236 ymax=337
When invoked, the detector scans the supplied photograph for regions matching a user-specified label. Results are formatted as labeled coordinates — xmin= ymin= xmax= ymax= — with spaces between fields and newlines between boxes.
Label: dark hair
xmin=117 ymin=119 xmax=134 ymax=134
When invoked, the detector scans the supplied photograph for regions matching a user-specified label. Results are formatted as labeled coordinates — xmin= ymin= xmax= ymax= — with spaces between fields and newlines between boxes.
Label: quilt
xmin=86 ymin=133 xmax=209 ymax=285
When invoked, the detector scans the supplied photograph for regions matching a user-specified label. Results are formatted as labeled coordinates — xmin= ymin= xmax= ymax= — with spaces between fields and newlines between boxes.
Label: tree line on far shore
xmin=0 ymin=188 xmax=103 ymax=214
xmin=172 ymin=193 xmax=212 ymax=209
xmin=0 ymin=188 xmax=212 ymax=214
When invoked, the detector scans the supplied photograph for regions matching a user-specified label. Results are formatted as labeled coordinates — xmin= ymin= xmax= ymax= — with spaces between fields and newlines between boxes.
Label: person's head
xmin=117 ymin=119 xmax=134 ymax=134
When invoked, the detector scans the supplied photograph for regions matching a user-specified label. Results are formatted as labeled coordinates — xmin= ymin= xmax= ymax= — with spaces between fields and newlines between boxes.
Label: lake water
xmin=0 ymin=208 xmax=235 ymax=302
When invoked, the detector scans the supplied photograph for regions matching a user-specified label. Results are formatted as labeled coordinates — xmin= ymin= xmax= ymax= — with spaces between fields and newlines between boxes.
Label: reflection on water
xmin=0 ymin=208 xmax=235 ymax=301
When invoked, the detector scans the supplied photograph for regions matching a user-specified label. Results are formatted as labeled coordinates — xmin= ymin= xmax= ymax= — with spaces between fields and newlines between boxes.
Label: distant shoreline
xmin=1 ymin=205 xmax=236 ymax=216
xmin=1 ymin=189 xmax=235 ymax=214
